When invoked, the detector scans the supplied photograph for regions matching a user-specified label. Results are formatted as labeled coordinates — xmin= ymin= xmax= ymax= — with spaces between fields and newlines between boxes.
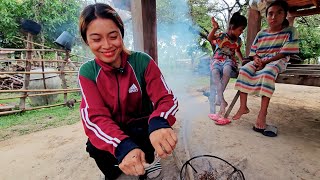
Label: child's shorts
xmin=210 ymin=59 xmax=238 ymax=78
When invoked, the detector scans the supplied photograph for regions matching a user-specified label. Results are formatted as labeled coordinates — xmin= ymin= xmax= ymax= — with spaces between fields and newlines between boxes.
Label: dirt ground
xmin=0 ymin=75 xmax=319 ymax=180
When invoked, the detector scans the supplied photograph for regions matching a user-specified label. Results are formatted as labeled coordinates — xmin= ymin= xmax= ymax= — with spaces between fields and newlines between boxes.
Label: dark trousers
xmin=86 ymin=119 xmax=155 ymax=180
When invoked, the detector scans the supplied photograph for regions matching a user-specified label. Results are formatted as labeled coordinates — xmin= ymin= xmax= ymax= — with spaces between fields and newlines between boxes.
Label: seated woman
xmin=232 ymin=0 xmax=299 ymax=137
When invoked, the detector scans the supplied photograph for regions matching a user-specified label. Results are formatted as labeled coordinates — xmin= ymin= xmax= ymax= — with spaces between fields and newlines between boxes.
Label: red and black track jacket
xmin=78 ymin=51 xmax=178 ymax=162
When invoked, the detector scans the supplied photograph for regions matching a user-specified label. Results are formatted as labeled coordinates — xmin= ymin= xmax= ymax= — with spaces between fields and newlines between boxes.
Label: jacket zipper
xmin=115 ymin=73 xmax=122 ymax=123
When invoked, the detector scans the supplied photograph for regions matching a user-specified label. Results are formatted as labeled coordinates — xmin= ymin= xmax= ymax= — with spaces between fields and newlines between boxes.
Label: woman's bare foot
xmin=254 ymin=113 xmax=267 ymax=129
xmin=232 ymin=107 xmax=250 ymax=120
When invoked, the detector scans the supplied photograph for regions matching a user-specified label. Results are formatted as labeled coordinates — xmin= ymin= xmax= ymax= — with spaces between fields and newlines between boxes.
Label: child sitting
xmin=207 ymin=12 xmax=247 ymax=125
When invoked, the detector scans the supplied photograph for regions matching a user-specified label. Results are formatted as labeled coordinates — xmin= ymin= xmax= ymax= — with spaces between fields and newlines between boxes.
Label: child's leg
xmin=209 ymin=70 xmax=217 ymax=114
xmin=219 ymin=65 xmax=232 ymax=115
xmin=210 ymin=69 xmax=221 ymax=114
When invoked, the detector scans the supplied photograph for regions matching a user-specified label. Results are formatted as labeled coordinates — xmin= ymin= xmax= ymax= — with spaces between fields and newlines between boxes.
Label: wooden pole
xmin=245 ymin=7 xmax=261 ymax=56
xmin=0 ymin=101 xmax=81 ymax=116
xmin=60 ymin=50 xmax=69 ymax=103
xmin=0 ymin=88 xmax=80 ymax=93
xmin=0 ymin=58 xmax=77 ymax=63
xmin=0 ymin=71 xmax=78 ymax=74
xmin=0 ymin=48 xmax=65 ymax=52
xmin=131 ymin=0 xmax=158 ymax=63
xmin=19 ymin=33 xmax=33 ymax=110
xmin=0 ymin=90 xmax=80 ymax=100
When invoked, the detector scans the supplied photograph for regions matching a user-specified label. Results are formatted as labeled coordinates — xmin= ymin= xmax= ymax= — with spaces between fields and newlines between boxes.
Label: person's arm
xmin=78 ymin=63 xmax=138 ymax=163
xmin=235 ymin=49 xmax=244 ymax=63
xmin=262 ymin=53 xmax=286 ymax=64
xmin=207 ymin=17 xmax=219 ymax=42
xmin=144 ymin=59 xmax=178 ymax=158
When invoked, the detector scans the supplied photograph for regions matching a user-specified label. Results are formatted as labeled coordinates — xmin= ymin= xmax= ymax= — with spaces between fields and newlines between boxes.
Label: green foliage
xmin=0 ymin=0 xmax=81 ymax=48
xmin=296 ymin=15 xmax=320 ymax=60
xmin=188 ymin=0 xmax=212 ymax=29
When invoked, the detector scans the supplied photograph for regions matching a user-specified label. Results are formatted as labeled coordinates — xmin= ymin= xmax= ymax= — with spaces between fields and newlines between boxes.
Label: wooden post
xmin=40 ymin=42 xmax=49 ymax=105
xmin=131 ymin=0 xmax=158 ymax=63
xmin=60 ymin=50 xmax=69 ymax=103
xmin=19 ymin=33 xmax=33 ymax=110
xmin=245 ymin=7 xmax=261 ymax=56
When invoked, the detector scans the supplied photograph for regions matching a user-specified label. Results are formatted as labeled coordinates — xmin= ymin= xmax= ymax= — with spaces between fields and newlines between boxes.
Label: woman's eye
xmin=110 ymin=36 xmax=117 ymax=39
xmin=92 ymin=39 xmax=100 ymax=42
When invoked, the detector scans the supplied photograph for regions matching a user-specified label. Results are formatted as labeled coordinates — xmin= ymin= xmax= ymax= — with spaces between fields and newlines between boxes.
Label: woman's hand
xmin=256 ymin=61 xmax=267 ymax=71
xmin=149 ymin=128 xmax=177 ymax=159
xmin=211 ymin=17 xmax=219 ymax=29
xmin=119 ymin=149 xmax=146 ymax=176
xmin=253 ymin=56 xmax=262 ymax=67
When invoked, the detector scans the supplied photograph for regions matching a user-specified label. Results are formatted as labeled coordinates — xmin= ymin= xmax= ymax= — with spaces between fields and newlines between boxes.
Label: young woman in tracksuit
xmin=78 ymin=3 xmax=178 ymax=179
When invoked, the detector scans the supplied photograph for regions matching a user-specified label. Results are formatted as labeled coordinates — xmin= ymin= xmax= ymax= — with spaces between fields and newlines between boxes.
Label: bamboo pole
xmin=13 ymin=36 xmax=53 ymax=49
xmin=12 ymin=36 xmax=91 ymax=60
xmin=61 ymin=51 xmax=69 ymax=103
xmin=0 ymin=88 xmax=80 ymax=93
xmin=0 ymin=90 xmax=80 ymax=100
xmin=0 ymin=58 xmax=73 ymax=63
xmin=19 ymin=33 xmax=33 ymax=110
xmin=0 ymin=48 xmax=64 ymax=52
xmin=0 ymin=101 xmax=81 ymax=116
xmin=0 ymin=110 xmax=23 ymax=116
xmin=0 ymin=71 xmax=78 ymax=74
xmin=41 ymin=51 xmax=49 ymax=105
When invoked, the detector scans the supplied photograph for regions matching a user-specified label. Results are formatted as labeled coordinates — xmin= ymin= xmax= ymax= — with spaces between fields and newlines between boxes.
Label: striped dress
xmin=235 ymin=26 xmax=299 ymax=97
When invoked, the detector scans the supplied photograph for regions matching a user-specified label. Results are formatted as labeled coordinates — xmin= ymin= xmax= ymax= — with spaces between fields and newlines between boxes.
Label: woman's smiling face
xmin=86 ymin=18 xmax=123 ymax=68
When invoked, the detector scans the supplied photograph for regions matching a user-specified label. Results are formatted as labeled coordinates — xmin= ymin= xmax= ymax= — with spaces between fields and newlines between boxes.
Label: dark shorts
xmin=86 ymin=118 xmax=155 ymax=180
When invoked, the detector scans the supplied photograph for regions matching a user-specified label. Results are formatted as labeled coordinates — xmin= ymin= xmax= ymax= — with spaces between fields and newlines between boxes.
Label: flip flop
xmin=208 ymin=114 xmax=221 ymax=121
xmin=253 ymin=125 xmax=278 ymax=137
xmin=215 ymin=118 xmax=231 ymax=125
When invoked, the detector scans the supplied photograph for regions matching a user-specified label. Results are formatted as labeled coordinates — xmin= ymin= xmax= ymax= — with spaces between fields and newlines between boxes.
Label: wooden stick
xmin=13 ymin=36 xmax=53 ymax=49
xmin=224 ymin=91 xmax=240 ymax=118
xmin=0 ymin=101 xmax=81 ymax=116
xmin=0 ymin=58 xmax=82 ymax=64
xmin=0 ymin=58 xmax=67 ymax=63
xmin=0 ymin=48 xmax=64 ymax=52
xmin=0 ymin=71 xmax=78 ymax=74
xmin=0 ymin=88 xmax=80 ymax=93
xmin=0 ymin=90 xmax=80 ymax=100
xmin=0 ymin=110 xmax=23 ymax=116
xmin=0 ymin=74 xmax=24 ymax=83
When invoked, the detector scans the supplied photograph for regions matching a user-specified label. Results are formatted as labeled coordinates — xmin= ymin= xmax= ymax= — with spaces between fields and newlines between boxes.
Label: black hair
xmin=266 ymin=0 xmax=289 ymax=27
xmin=229 ymin=12 xmax=247 ymax=30
xmin=79 ymin=3 xmax=124 ymax=43
xmin=266 ymin=0 xmax=289 ymax=17
xmin=282 ymin=19 xmax=289 ymax=27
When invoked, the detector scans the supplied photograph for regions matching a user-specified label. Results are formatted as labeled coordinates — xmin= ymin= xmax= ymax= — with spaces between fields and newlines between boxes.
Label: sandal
xmin=208 ymin=114 xmax=221 ymax=121
xmin=253 ymin=125 xmax=278 ymax=137
xmin=215 ymin=118 xmax=231 ymax=125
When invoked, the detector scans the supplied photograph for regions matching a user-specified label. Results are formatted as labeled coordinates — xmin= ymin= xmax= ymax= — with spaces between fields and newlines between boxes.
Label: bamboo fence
xmin=0 ymin=34 xmax=87 ymax=116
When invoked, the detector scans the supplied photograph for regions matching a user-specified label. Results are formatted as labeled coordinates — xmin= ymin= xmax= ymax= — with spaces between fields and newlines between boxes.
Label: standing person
xmin=78 ymin=3 xmax=178 ymax=179
xmin=207 ymin=12 xmax=247 ymax=125
xmin=232 ymin=0 xmax=299 ymax=137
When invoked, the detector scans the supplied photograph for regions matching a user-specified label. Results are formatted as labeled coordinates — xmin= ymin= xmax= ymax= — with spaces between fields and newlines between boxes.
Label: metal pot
xmin=54 ymin=31 xmax=74 ymax=51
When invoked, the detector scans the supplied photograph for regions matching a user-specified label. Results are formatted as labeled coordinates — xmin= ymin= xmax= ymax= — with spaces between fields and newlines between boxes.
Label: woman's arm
xmin=263 ymin=53 xmax=286 ymax=65
xmin=144 ymin=59 xmax=178 ymax=158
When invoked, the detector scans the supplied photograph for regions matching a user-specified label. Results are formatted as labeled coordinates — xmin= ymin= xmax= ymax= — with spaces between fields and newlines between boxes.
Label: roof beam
xmin=312 ymin=0 xmax=319 ymax=7
xmin=289 ymin=7 xmax=320 ymax=17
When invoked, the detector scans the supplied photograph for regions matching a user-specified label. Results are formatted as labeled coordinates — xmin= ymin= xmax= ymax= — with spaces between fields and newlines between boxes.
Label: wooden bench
xmin=223 ymin=64 xmax=320 ymax=118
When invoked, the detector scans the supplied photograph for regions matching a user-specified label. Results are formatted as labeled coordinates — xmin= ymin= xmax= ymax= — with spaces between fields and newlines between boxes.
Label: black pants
xmin=86 ymin=119 xmax=155 ymax=180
